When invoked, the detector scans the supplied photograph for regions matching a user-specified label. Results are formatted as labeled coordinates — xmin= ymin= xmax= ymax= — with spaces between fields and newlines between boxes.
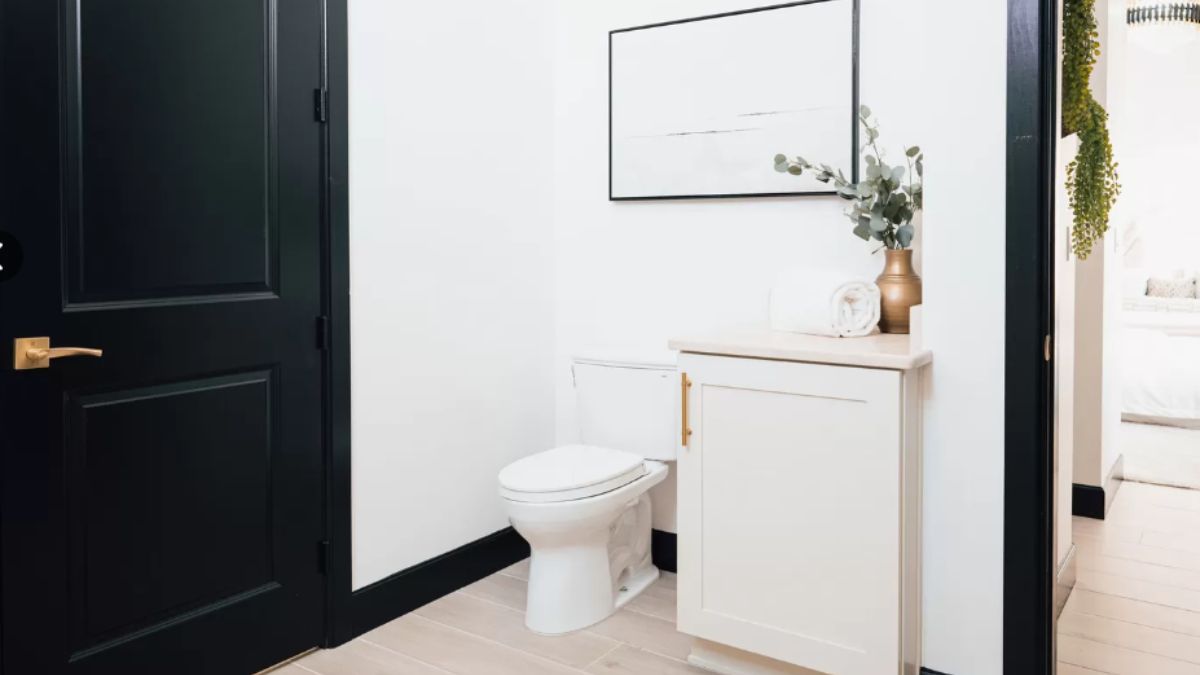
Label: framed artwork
xmin=609 ymin=0 xmax=859 ymax=200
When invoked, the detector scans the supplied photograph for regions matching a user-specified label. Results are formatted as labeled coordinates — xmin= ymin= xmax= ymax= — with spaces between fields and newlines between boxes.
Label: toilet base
xmin=505 ymin=462 xmax=670 ymax=636
xmin=613 ymin=561 xmax=659 ymax=612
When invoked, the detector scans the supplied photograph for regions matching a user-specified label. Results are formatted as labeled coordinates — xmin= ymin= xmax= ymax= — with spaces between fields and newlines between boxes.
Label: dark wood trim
xmin=1004 ymin=0 xmax=1057 ymax=673
xmin=1071 ymin=454 xmax=1125 ymax=520
xmin=1072 ymin=483 xmax=1106 ymax=519
xmin=347 ymin=528 xmax=529 ymax=639
xmin=607 ymin=0 xmax=860 ymax=201
xmin=322 ymin=0 xmax=354 ymax=647
xmin=651 ymin=529 xmax=678 ymax=574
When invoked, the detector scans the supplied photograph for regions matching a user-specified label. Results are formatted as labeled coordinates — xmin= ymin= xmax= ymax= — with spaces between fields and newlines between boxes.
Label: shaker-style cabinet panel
xmin=674 ymin=346 xmax=924 ymax=675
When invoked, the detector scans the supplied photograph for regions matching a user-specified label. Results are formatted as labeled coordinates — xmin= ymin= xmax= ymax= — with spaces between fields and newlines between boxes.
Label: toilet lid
xmin=499 ymin=445 xmax=647 ymax=502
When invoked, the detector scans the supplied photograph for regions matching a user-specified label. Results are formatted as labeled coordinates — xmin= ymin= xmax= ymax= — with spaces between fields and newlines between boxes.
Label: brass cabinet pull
xmin=13 ymin=337 xmax=103 ymax=370
xmin=681 ymin=372 xmax=693 ymax=447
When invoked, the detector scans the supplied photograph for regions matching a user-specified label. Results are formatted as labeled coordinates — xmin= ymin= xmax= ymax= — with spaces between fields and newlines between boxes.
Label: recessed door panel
xmin=66 ymin=0 xmax=277 ymax=305
xmin=68 ymin=371 xmax=276 ymax=654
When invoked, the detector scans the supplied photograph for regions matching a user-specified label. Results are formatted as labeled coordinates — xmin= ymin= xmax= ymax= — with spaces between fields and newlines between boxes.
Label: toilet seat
xmin=499 ymin=445 xmax=647 ymax=504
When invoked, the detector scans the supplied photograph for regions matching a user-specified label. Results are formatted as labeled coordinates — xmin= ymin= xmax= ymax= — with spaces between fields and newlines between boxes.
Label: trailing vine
xmin=1062 ymin=0 xmax=1120 ymax=259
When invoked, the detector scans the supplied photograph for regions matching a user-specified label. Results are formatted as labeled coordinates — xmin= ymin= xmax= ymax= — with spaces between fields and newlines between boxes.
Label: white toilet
xmin=498 ymin=354 xmax=677 ymax=635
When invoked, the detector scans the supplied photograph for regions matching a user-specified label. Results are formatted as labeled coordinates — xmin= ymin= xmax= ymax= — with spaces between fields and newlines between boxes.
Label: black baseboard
xmin=345 ymin=526 xmax=529 ymax=640
xmin=921 ymin=669 xmax=954 ymax=675
xmin=1073 ymin=483 xmax=1106 ymax=519
xmin=652 ymin=529 xmax=677 ymax=573
xmin=1073 ymin=454 xmax=1125 ymax=520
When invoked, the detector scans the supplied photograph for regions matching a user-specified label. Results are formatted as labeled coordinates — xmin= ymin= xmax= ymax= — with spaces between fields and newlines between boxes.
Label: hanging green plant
xmin=1062 ymin=0 xmax=1120 ymax=259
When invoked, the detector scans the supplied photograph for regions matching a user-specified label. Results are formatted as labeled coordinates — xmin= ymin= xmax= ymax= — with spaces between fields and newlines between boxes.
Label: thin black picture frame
xmin=608 ymin=0 xmax=861 ymax=202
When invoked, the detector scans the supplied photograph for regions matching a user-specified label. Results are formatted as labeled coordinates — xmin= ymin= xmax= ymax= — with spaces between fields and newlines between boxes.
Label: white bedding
xmin=1122 ymin=328 xmax=1200 ymax=427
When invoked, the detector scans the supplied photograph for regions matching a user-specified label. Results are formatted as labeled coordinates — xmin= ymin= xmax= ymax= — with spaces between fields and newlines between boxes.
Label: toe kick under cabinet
xmin=669 ymin=329 xmax=930 ymax=675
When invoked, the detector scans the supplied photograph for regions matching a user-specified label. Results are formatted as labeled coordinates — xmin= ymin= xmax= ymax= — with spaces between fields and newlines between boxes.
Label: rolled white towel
xmin=769 ymin=268 xmax=881 ymax=338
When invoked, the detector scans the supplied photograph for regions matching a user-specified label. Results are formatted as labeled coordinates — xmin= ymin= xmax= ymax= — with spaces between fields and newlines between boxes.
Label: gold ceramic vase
xmin=876 ymin=249 xmax=922 ymax=334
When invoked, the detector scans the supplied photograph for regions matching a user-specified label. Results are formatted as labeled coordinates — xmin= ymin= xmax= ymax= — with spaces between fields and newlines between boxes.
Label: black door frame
xmin=1005 ymin=0 xmax=1057 ymax=673
xmin=320 ymin=0 xmax=356 ymax=649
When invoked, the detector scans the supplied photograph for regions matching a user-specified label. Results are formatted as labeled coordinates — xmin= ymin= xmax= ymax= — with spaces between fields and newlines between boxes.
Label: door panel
xmin=0 ymin=0 xmax=329 ymax=672
xmin=69 ymin=371 xmax=275 ymax=651
xmin=68 ymin=0 xmax=278 ymax=304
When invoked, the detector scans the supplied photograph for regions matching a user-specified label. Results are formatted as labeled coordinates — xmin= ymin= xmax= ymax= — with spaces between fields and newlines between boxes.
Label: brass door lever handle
xmin=13 ymin=337 xmax=103 ymax=370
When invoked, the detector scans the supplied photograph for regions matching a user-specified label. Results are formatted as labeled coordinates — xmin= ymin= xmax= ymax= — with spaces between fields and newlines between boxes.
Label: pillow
xmin=1147 ymin=275 xmax=1197 ymax=299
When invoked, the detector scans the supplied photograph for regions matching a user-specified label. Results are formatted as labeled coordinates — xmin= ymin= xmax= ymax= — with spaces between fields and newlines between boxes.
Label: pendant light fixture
xmin=1128 ymin=1 xmax=1199 ymax=52
xmin=1127 ymin=2 xmax=1200 ymax=24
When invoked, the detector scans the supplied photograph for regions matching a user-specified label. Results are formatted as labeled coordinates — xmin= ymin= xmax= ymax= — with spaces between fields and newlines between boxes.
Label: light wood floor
xmin=275 ymin=561 xmax=703 ymax=675
xmin=272 ymin=481 xmax=1200 ymax=675
xmin=1059 ymin=481 xmax=1200 ymax=674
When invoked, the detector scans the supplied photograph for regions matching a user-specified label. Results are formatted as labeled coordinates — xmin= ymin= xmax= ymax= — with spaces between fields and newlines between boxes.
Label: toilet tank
xmin=572 ymin=352 xmax=678 ymax=461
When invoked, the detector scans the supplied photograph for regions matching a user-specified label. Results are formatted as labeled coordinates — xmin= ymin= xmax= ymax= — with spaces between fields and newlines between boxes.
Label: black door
xmin=0 ymin=1 xmax=329 ymax=673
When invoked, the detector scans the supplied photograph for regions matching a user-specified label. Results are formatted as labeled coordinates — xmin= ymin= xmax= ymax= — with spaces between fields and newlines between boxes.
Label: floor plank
xmin=415 ymin=591 xmax=619 ymax=668
xmin=1056 ymin=663 xmax=1109 ymax=675
xmin=363 ymin=614 xmax=581 ymax=675
xmin=459 ymin=572 xmax=528 ymax=611
xmin=1066 ymin=589 xmax=1200 ymax=638
xmin=586 ymin=606 xmax=695 ymax=661
xmin=1059 ymin=612 xmax=1200 ymax=665
xmin=1077 ymin=552 xmax=1200 ymax=593
xmin=1058 ymin=634 xmax=1200 ymax=674
xmin=624 ymin=574 xmax=677 ymax=622
xmin=500 ymin=558 xmax=531 ymax=581
xmin=1073 ymin=516 xmax=1148 ymax=545
xmin=296 ymin=640 xmax=452 ymax=675
xmin=585 ymin=644 xmax=707 ymax=674
xmin=1077 ymin=569 xmax=1200 ymax=613
xmin=1076 ymin=534 xmax=1200 ymax=573
xmin=265 ymin=665 xmax=319 ymax=675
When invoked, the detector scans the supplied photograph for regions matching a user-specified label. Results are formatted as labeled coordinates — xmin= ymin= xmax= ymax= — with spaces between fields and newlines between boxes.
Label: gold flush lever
xmin=681 ymin=373 xmax=693 ymax=447
xmin=13 ymin=337 xmax=103 ymax=370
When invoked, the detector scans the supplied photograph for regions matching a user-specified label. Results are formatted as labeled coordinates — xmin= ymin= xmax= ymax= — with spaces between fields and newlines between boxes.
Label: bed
xmin=1122 ymin=328 xmax=1200 ymax=429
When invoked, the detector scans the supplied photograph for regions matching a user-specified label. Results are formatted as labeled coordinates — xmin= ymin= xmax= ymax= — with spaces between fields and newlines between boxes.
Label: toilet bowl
xmin=502 ymin=447 xmax=669 ymax=634
xmin=498 ymin=353 xmax=678 ymax=635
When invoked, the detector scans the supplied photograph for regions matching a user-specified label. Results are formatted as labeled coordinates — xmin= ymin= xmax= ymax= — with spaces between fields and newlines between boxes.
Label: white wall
xmin=1073 ymin=0 xmax=1127 ymax=490
xmin=920 ymin=1 xmax=1008 ymax=671
xmin=553 ymin=2 xmax=1009 ymax=673
xmin=1122 ymin=23 xmax=1200 ymax=268
xmin=348 ymin=0 xmax=556 ymax=590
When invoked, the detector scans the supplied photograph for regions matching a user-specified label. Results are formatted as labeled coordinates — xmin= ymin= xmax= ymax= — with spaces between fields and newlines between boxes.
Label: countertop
xmin=668 ymin=327 xmax=932 ymax=371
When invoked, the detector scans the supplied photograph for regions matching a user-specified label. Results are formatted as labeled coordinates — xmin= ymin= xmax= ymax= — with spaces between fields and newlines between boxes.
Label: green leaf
xmin=853 ymin=221 xmax=871 ymax=241
xmin=774 ymin=154 xmax=787 ymax=165
xmin=860 ymin=104 xmax=872 ymax=119
xmin=865 ymin=155 xmax=877 ymax=166
xmin=906 ymin=146 xmax=921 ymax=157
xmin=892 ymin=166 xmax=906 ymax=181
xmin=870 ymin=207 xmax=886 ymax=232
xmin=787 ymin=165 xmax=804 ymax=176
xmin=866 ymin=164 xmax=881 ymax=180
xmin=897 ymin=225 xmax=915 ymax=248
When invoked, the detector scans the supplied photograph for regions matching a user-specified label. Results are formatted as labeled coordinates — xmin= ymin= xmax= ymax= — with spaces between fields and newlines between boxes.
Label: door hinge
xmin=317 ymin=540 xmax=331 ymax=575
xmin=1044 ymin=334 xmax=1053 ymax=363
xmin=316 ymin=315 xmax=331 ymax=351
xmin=314 ymin=88 xmax=329 ymax=123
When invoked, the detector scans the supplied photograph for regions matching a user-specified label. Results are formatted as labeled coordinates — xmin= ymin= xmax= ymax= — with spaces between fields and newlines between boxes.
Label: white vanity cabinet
xmin=669 ymin=330 xmax=929 ymax=675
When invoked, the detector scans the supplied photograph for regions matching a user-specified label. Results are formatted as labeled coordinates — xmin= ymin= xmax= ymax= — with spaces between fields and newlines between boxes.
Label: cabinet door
xmin=678 ymin=354 xmax=903 ymax=675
